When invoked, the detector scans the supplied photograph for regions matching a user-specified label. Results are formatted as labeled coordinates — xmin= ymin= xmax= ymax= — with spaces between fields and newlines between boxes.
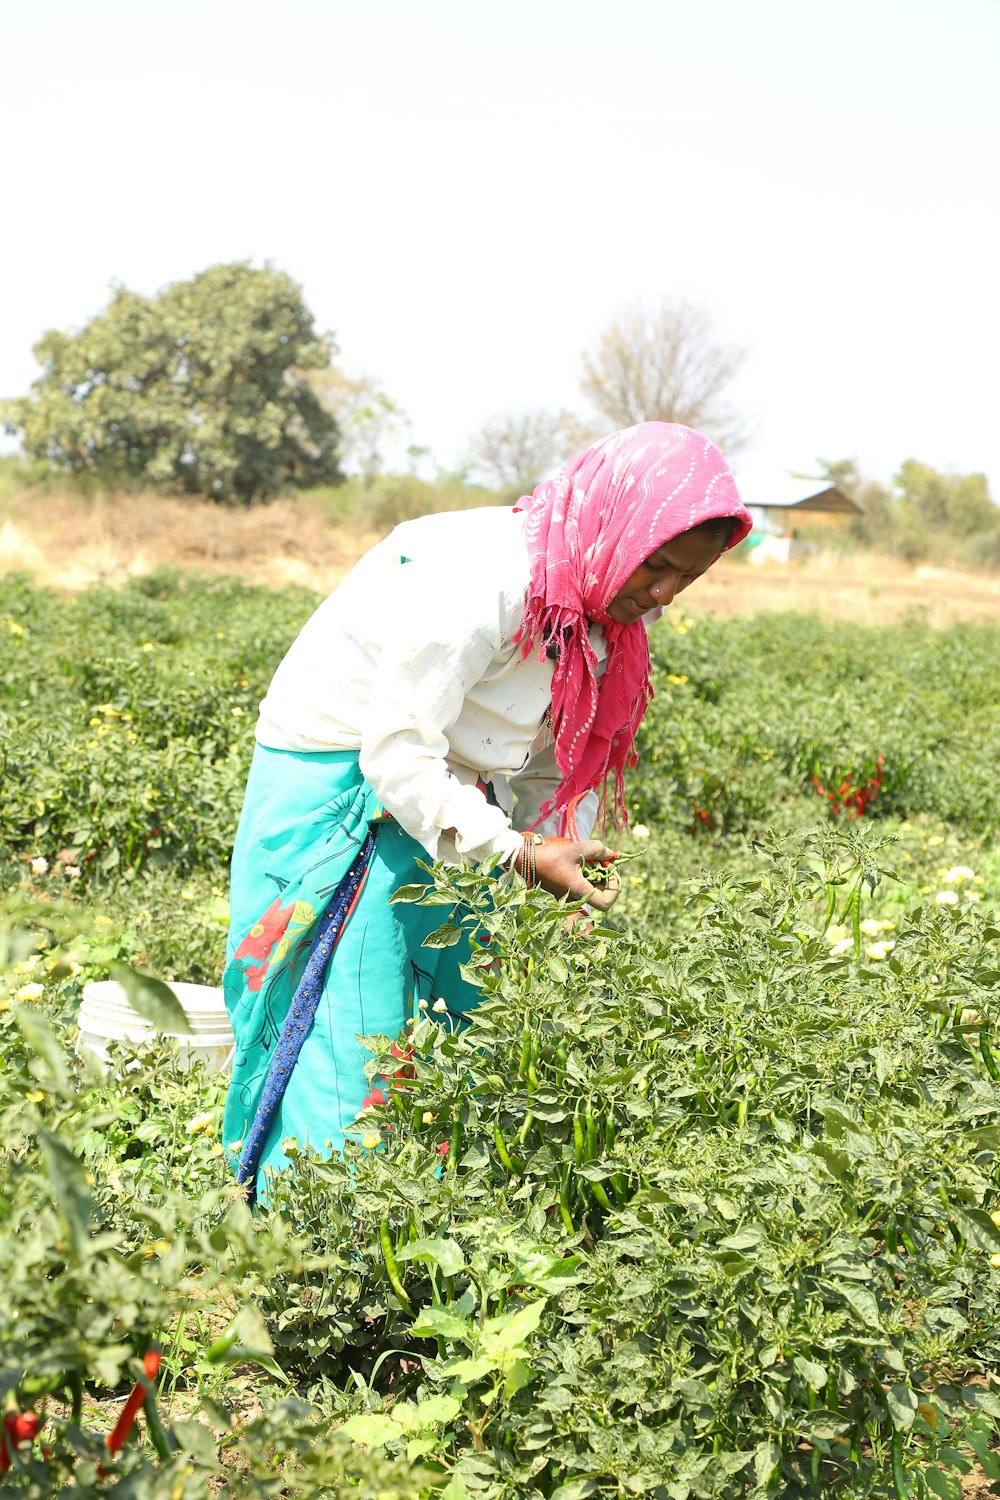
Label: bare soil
xmin=3 ymin=489 xmax=1000 ymax=626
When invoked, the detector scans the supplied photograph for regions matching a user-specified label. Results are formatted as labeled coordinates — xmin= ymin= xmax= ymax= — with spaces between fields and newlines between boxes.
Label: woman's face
xmin=605 ymin=521 xmax=729 ymax=624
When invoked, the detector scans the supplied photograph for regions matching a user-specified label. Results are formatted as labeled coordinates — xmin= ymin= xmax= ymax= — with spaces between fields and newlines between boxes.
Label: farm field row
xmin=3 ymin=487 xmax=1000 ymax=628
xmin=1 ymin=569 xmax=999 ymax=1497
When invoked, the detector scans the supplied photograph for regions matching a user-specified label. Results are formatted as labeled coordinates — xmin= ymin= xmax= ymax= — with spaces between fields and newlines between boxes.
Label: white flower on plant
xmin=859 ymin=918 xmax=895 ymax=936
xmin=15 ymin=982 xmax=45 ymax=1001
xmin=30 ymin=856 xmax=49 ymax=876
xmin=865 ymin=941 xmax=895 ymax=961
xmin=824 ymin=924 xmax=848 ymax=945
xmin=828 ymin=938 xmax=855 ymax=957
xmin=631 ymin=824 xmax=650 ymax=840
xmin=935 ymin=890 xmax=959 ymax=906
xmin=432 ymin=998 xmax=448 ymax=1013
xmin=942 ymin=866 xmax=975 ymax=883
xmin=184 ymin=1111 xmax=215 ymax=1136
xmin=64 ymin=865 xmax=81 ymax=880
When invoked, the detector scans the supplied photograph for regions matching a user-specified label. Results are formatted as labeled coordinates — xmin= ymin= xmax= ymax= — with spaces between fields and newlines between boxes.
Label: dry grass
xmin=0 ymin=488 xmax=380 ymax=597
xmin=2 ymin=487 xmax=1000 ymax=627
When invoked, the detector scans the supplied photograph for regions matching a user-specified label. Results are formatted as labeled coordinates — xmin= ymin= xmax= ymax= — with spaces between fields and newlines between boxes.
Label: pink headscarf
xmin=513 ymin=422 xmax=752 ymax=833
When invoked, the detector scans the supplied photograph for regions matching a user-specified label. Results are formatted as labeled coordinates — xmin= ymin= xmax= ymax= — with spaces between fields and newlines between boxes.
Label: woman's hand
xmin=533 ymin=838 xmax=621 ymax=912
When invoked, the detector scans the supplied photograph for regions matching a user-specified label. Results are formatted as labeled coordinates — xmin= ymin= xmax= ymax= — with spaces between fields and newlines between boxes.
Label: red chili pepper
xmin=12 ymin=1414 xmax=40 ymax=1444
xmin=437 ymin=1140 xmax=450 ymax=1157
xmin=1 ymin=1410 xmax=42 ymax=1471
xmin=361 ymin=1088 xmax=387 ymax=1110
xmin=106 ymin=1350 xmax=161 ymax=1456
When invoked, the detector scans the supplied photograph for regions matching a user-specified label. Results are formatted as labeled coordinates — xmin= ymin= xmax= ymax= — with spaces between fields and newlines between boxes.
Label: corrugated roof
xmin=735 ymin=477 xmax=863 ymax=514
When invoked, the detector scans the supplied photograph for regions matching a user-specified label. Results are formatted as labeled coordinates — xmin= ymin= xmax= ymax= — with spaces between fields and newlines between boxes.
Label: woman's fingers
xmin=584 ymin=882 xmax=619 ymax=912
xmin=531 ymin=838 xmax=622 ymax=909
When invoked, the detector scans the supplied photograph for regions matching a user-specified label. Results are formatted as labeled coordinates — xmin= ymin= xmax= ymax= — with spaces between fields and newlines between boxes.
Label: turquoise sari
xmin=222 ymin=744 xmax=481 ymax=1201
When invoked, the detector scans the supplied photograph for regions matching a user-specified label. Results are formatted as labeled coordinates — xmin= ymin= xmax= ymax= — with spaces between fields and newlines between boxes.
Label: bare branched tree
xmin=467 ymin=408 xmax=575 ymax=491
xmin=310 ymin=369 xmax=411 ymax=484
xmin=579 ymin=298 xmax=753 ymax=457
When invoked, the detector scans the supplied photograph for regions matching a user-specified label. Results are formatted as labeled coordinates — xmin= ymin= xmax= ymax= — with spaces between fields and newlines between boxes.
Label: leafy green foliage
xmin=0 ymin=263 xmax=343 ymax=502
xmin=1 ymin=574 xmax=1000 ymax=1494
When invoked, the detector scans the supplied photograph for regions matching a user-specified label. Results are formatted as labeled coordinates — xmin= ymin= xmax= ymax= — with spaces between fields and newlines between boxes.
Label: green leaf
xmin=411 ymin=1305 xmax=474 ymax=1342
xmin=14 ymin=1005 xmax=70 ymax=1092
xmin=837 ymin=1282 xmax=883 ymax=1329
xmin=39 ymin=1128 xmax=91 ymax=1260
xmin=395 ymin=1236 xmax=466 ymax=1277
xmin=793 ymin=1355 xmax=828 ymax=1391
xmin=393 ymin=1394 xmax=461 ymax=1430
xmin=110 ymin=962 xmax=191 ymax=1033
xmin=387 ymin=883 xmax=429 ymax=905
xmin=503 ymin=1357 xmax=536 ymax=1401
xmin=754 ymin=1439 xmax=779 ymax=1487
xmin=509 ymin=1250 xmax=583 ymax=1292
xmin=886 ymin=1382 xmax=918 ymax=1431
xmin=954 ymin=1207 xmax=1000 ymax=1251
xmin=483 ymin=1299 xmax=546 ymax=1352
xmin=340 ymin=1412 xmax=401 ymax=1446
xmin=925 ymin=1468 xmax=963 ymax=1500
xmin=422 ymin=923 xmax=464 ymax=949
xmin=172 ymin=1418 xmax=218 ymax=1462
xmin=441 ymin=1354 xmax=495 ymax=1384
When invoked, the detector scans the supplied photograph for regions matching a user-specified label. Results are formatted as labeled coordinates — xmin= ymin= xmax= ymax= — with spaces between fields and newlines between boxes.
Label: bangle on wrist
xmin=515 ymin=831 xmax=542 ymax=887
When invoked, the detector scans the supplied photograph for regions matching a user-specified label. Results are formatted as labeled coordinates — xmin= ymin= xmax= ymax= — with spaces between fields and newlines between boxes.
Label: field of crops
xmin=2 ymin=567 xmax=1000 ymax=1498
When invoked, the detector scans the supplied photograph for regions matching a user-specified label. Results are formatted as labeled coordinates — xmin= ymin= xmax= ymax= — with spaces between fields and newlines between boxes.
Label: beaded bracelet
xmin=515 ymin=831 xmax=543 ymax=887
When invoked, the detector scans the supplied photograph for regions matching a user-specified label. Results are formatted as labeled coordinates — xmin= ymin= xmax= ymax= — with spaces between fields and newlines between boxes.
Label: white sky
xmin=2 ymin=0 xmax=998 ymax=496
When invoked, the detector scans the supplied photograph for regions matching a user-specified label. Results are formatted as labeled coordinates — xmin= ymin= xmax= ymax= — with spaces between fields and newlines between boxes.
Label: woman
xmin=222 ymin=422 xmax=751 ymax=1202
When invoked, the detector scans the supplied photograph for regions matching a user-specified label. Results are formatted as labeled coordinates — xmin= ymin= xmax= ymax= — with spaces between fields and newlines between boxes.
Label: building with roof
xmin=734 ymin=477 xmax=864 ymax=563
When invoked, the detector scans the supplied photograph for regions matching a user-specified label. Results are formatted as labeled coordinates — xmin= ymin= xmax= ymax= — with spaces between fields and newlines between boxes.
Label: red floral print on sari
xmin=234 ymin=898 xmax=296 ymax=993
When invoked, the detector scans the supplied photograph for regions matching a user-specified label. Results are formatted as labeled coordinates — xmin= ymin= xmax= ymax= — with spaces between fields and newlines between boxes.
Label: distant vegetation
xmin=808 ymin=457 xmax=1000 ymax=570
xmin=1 ymin=261 xmax=997 ymax=570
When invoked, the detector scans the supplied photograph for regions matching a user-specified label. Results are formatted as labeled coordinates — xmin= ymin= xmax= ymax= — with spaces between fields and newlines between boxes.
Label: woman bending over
xmin=222 ymin=421 xmax=751 ymax=1202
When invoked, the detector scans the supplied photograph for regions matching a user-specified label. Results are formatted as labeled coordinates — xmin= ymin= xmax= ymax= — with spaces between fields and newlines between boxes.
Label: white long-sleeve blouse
xmin=255 ymin=506 xmax=610 ymax=864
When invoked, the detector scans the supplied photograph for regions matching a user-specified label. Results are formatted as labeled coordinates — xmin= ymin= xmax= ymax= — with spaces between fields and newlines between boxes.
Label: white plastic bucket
xmin=76 ymin=980 xmax=234 ymax=1074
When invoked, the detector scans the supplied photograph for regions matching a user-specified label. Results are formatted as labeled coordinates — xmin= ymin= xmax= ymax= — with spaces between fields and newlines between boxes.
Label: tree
xmin=579 ymin=297 xmax=752 ymax=456
xmin=466 ymin=408 xmax=576 ymax=491
xmin=817 ymin=455 xmax=999 ymax=561
xmin=310 ymin=369 xmax=410 ymax=485
xmin=1 ymin=262 xmax=343 ymax=503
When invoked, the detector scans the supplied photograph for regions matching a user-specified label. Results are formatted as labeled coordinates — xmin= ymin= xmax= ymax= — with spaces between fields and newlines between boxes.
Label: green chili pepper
xmin=589 ymin=1177 xmax=615 ymax=1214
xmin=824 ymin=883 xmax=837 ymax=933
xmin=494 ymin=1123 xmax=524 ymax=1179
xmin=891 ymin=1429 xmax=910 ymax=1498
xmin=378 ymin=1217 xmax=413 ymax=1314
xmin=68 ymin=1369 xmax=83 ymax=1424
xmin=448 ymin=1114 xmax=463 ymax=1171
xmin=517 ymin=1027 xmax=532 ymax=1079
xmin=558 ymin=1168 xmax=575 ymax=1235
xmin=205 ymin=1323 xmax=240 ymax=1363
xmin=517 ymin=1109 xmax=535 ymax=1148
xmin=981 ymin=1033 xmax=1000 ymax=1080
xmin=885 ymin=1215 xmax=899 ymax=1256
xmin=585 ymin=1108 xmax=599 ymax=1163
xmin=851 ymin=882 xmax=862 ymax=956
xmin=141 ymin=1391 xmax=175 ymax=1460
xmin=573 ymin=1108 xmax=585 ymax=1168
